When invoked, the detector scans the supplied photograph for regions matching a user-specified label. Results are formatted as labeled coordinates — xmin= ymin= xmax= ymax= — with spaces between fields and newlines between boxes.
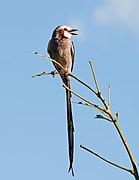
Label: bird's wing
xmin=71 ymin=42 xmax=75 ymax=72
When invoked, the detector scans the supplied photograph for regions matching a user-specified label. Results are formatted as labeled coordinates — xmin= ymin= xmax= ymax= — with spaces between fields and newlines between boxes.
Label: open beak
xmin=69 ymin=29 xmax=78 ymax=35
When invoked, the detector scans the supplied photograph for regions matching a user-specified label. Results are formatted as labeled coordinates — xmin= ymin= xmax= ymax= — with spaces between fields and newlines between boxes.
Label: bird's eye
xmin=64 ymin=28 xmax=67 ymax=31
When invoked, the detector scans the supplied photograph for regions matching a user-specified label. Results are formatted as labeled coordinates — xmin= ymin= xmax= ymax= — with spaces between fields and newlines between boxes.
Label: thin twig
xmin=89 ymin=60 xmax=108 ymax=110
xmin=89 ymin=60 xmax=100 ymax=93
xmin=32 ymin=71 xmax=49 ymax=78
xmin=70 ymin=73 xmax=98 ymax=96
xmin=33 ymin=51 xmax=139 ymax=179
xmin=63 ymin=84 xmax=110 ymax=118
xmin=73 ymin=102 xmax=112 ymax=122
xmin=88 ymin=60 xmax=138 ymax=178
xmin=80 ymin=145 xmax=134 ymax=175
xmin=32 ymin=52 xmax=66 ymax=72
xmin=63 ymin=84 xmax=104 ymax=112
xmin=108 ymin=86 xmax=111 ymax=107
xmin=72 ymin=101 xmax=93 ymax=108
xmin=33 ymin=52 xmax=98 ymax=96
xmin=113 ymin=121 xmax=139 ymax=179
xmin=32 ymin=70 xmax=59 ymax=78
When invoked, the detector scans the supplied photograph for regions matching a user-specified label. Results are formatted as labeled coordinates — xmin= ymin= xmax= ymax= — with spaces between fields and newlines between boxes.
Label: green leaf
xmin=95 ymin=114 xmax=106 ymax=119
xmin=95 ymin=115 xmax=112 ymax=122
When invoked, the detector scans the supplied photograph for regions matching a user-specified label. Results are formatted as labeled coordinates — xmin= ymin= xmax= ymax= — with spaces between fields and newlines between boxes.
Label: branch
xmin=108 ymin=86 xmax=111 ymax=107
xmin=80 ymin=145 xmax=134 ymax=175
xmin=63 ymin=84 xmax=110 ymax=118
xmin=70 ymin=73 xmax=98 ymax=96
xmin=32 ymin=52 xmax=66 ymax=72
xmin=89 ymin=60 xmax=108 ymax=110
xmin=72 ymin=101 xmax=94 ymax=108
xmin=32 ymin=70 xmax=59 ymax=78
xmin=33 ymin=51 xmax=139 ymax=179
xmin=88 ymin=61 xmax=139 ymax=179
xmin=113 ymin=121 xmax=139 ymax=179
xmin=32 ymin=52 xmax=98 ymax=96
xmin=72 ymin=102 xmax=112 ymax=122
xmin=89 ymin=60 xmax=100 ymax=93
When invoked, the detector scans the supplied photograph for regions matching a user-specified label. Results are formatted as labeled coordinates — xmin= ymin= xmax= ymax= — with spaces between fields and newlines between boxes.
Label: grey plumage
xmin=47 ymin=25 xmax=78 ymax=176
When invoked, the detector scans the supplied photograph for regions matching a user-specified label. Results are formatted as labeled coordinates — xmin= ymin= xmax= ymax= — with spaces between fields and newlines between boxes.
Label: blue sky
xmin=1 ymin=0 xmax=139 ymax=179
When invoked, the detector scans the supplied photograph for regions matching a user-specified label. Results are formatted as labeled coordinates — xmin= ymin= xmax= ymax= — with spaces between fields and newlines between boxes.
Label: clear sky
xmin=1 ymin=0 xmax=139 ymax=179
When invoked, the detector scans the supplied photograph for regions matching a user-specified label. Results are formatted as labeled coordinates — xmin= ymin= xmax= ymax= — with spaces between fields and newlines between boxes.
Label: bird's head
xmin=52 ymin=25 xmax=78 ymax=39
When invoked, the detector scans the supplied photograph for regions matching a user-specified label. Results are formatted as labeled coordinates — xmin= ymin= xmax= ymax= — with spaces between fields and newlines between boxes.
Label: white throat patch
xmin=64 ymin=31 xmax=72 ymax=39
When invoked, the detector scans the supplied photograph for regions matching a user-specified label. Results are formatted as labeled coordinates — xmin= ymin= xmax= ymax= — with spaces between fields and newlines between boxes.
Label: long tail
xmin=66 ymin=79 xmax=74 ymax=176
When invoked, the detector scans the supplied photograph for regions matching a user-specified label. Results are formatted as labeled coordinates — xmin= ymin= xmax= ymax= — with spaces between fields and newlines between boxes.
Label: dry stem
xmin=33 ymin=52 xmax=139 ymax=179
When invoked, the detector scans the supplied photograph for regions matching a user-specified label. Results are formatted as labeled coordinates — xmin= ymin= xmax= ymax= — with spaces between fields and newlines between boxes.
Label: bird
xmin=47 ymin=25 xmax=78 ymax=176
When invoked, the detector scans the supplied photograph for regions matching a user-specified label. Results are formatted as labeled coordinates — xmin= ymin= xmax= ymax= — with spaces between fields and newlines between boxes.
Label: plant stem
xmin=108 ymin=86 xmax=111 ymax=107
xmin=33 ymin=52 xmax=139 ymax=179
xmin=113 ymin=121 xmax=139 ymax=179
xmin=63 ymin=84 xmax=106 ymax=115
xmin=80 ymin=145 xmax=134 ymax=175
xmin=89 ymin=60 xmax=100 ymax=93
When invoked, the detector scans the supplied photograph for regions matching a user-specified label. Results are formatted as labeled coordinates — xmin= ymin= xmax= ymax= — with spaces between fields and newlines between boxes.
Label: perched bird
xmin=47 ymin=25 xmax=78 ymax=176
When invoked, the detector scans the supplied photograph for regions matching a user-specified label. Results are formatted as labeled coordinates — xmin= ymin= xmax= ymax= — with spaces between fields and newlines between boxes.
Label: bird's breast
xmin=52 ymin=39 xmax=73 ymax=73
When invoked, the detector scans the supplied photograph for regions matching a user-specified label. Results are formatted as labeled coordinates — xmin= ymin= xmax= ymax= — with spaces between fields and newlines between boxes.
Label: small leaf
xmin=95 ymin=114 xmax=106 ymax=119
xmin=95 ymin=114 xmax=112 ymax=122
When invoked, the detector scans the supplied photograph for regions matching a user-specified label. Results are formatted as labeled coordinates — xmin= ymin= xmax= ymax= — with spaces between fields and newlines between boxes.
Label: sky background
xmin=1 ymin=0 xmax=139 ymax=179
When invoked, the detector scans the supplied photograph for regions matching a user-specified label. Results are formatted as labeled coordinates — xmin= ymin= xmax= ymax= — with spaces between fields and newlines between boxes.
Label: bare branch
xmin=80 ymin=145 xmax=134 ymax=175
xmin=63 ymin=84 xmax=104 ymax=112
xmin=73 ymin=102 xmax=112 ymax=121
xmin=32 ymin=52 xmax=66 ymax=71
xmin=72 ymin=101 xmax=93 ymax=107
xmin=32 ymin=70 xmax=59 ymax=78
xmin=33 ymin=51 xmax=139 ymax=179
xmin=33 ymin=52 xmax=98 ymax=96
xmin=70 ymin=73 xmax=98 ymax=96
xmin=89 ymin=60 xmax=100 ymax=93
xmin=108 ymin=86 xmax=111 ymax=107
xmin=113 ymin=121 xmax=139 ymax=179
